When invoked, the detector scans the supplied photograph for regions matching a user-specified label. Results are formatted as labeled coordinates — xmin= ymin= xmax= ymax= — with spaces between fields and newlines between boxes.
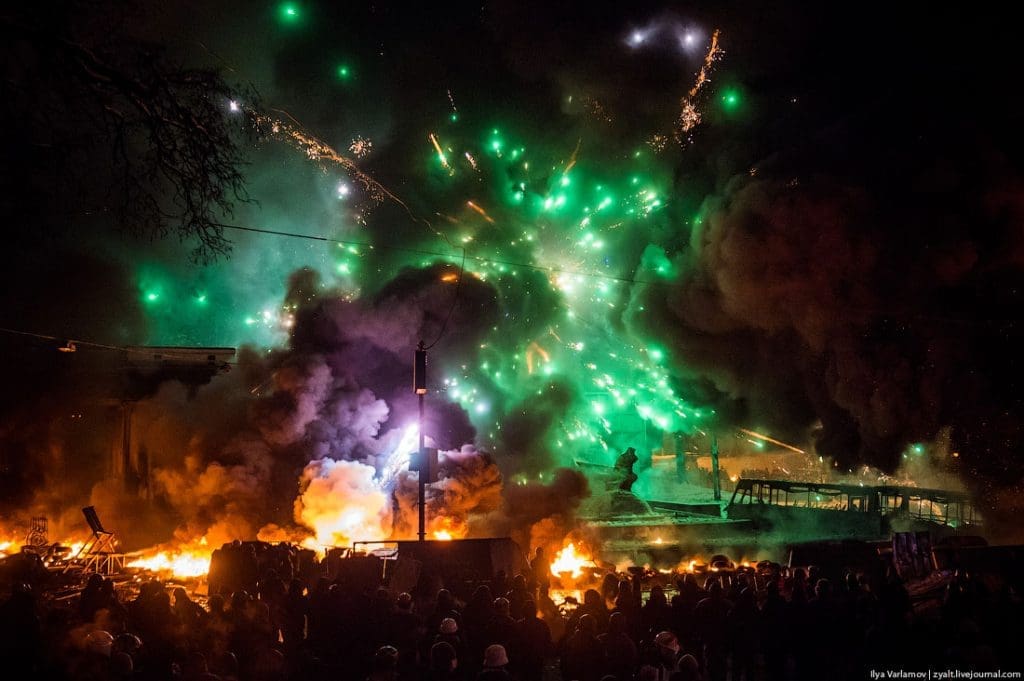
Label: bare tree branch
xmin=0 ymin=3 xmax=259 ymax=261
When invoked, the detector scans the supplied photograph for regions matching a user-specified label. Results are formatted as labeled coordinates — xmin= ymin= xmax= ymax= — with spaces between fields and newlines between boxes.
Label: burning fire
xmin=127 ymin=537 xmax=213 ymax=579
xmin=127 ymin=549 xmax=210 ymax=578
xmin=0 ymin=527 xmax=24 ymax=558
xmin=550 ymin=541 xmax=593 ymax=579
xmin=429 ymin=516 xmax=467 ymax=542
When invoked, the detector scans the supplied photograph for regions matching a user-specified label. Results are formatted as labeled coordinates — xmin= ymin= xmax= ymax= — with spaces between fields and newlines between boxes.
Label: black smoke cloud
xmin=628 ymin=117 xmax=1024 ymax=510
xmin=0 ymin=256 xmax=592 ymax=550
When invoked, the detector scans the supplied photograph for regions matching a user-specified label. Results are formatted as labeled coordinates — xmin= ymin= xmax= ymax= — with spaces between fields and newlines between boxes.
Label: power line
xmin=0 ymin=327 xmax=239 ymax=365
xmin=423 ymin=247 xmax=466 ymax=350
xmin=214 ymin=221 xmax=687 ymax=290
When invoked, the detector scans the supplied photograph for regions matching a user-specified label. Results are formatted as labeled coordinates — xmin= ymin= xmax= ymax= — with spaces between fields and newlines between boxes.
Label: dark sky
xmin=3 ymin=1 xmax=1024 ymax=524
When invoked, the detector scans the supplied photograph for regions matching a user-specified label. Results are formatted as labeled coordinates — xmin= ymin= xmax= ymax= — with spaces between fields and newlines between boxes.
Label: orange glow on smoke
xmin=295 ymin=458 xmax=391 ymax=548
xmin=433 ymin=531 xmax=453 ymax=540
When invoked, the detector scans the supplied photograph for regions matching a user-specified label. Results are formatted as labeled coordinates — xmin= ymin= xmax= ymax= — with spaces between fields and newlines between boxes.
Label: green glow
xmin=136 ymin=117 xmax=713 ymax=467
xmin=278 ymin=2 xmax=301 ymax=23
xmin=336 ymin=64 xmax=352 ymax=81
xmin=721 ymin=88 xmax=741 ymax=111
xmin=145 ymin=292 xmax=159 ymax=302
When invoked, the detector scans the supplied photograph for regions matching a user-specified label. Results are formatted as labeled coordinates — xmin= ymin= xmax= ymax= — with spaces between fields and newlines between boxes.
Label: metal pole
xmin=711 ymin=432 xmax=722 ymax=501
xmin=418 ymin=390 xmax=426 ymax=541
xmin=415 ymin=341 xmax=428 ymax=542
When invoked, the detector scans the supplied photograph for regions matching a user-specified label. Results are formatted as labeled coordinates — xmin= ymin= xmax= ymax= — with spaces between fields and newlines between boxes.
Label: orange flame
xmin=429 ymin=516 xmax=467 ymax=542
xmin=0 ymin=526 xmax=22 ymax=557
xmin=550 ymin=541 xmax=593 ymax=579
xmin=127 ymin=537 xmax=212 ymax=579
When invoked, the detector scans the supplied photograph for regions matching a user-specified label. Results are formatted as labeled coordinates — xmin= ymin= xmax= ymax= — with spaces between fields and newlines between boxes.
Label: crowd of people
xmin=0 ymin=548 xmax=1020 ymax=681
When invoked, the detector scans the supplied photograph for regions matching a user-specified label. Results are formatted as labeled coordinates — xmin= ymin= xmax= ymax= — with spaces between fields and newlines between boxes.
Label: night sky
xmin=2 ymin=1 xmax=1023 ymax=539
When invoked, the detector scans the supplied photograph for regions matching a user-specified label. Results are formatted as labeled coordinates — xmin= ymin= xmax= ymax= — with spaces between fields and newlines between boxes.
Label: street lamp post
xmin=414 ymin=342 xmax=427 ymax=541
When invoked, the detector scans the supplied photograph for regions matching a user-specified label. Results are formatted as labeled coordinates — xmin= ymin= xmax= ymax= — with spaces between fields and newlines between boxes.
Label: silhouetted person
xmin=464 ymin=585 xmax=494 ymax=675
xmin=436 ymin=617 xmax=467 ymax=667
xmin=485 ymin=598 xmax=517 ymax=652
xmin=506 ymin=574 xmax=531 ymax=621
xmin=693 ymin=581 xmax=731 ymax=681
xmin=641 ymin=586 xmax=672 ymax=641
xmin=598 ymin=612 xmax=637 ymax=681
xmin=561 ymin=614 xmax=605 ymax=681
xmin=529 ymin=547 xmax=550 ymax=594
xmin=0 ymin=583 xmax=41 ymax=676
xmin=281 ymin=578 xmax=307 ymax=652
xmin=369 ymin=645 xmax=400 ymax=681
xmin=478 ymin=644 xmax=514 ymax=681
xmin=430 ymin=641 xmax=460 ymax=681
xmin=513 ymin=600 xmax=552 ymax=681
xmin=759 ymin=582 xmax=788 ymax=681
xmin=726 ymin=588 xmax=759 ymax=681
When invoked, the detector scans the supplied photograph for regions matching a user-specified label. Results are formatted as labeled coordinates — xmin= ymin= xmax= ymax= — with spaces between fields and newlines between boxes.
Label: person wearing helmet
xmin=369 ymin=645 xmax=399 ymax=681
xmin=389 ymin=590 xmax=422 ymax=678
xmin=86 ymin=629 xmax=115 ymax=657
xmin=485 ymin=597 xmax=516 ymax=652
xmin=479 ymin=644 xmax=513 ymax=681
xmin=429 ymin=640 xmax=459 ymax=681
xmin=649 ymin=630 xmax=686 ymax=681
xmin=113 ymin=632 xmax=143 ymax=657
xmin=435 ymin=616 xmax=466 ymax=666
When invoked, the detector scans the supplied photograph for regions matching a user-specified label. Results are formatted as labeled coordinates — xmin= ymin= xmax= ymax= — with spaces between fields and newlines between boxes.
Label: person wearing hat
xmin=478 ymin=644 xmax=513 ymax=681
xmin=435 ymin=616 xmax=466 ymax=665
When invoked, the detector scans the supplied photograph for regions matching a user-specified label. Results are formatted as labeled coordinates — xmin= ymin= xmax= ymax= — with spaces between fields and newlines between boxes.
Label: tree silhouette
xmin=1 ymin=3 xmax=257 ymax=260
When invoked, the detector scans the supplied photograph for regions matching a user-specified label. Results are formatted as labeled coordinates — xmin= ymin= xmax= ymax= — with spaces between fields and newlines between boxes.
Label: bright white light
xmin=229 ymin=100 xmax=241 ymax=113
xmin=628 ymin=30 xmax=647 ymax=47
xmin=337 ymin=182 xmax=351 ymax=198
xmin=475 ymin=402 xmax=489 ymax=414
xmin=677 ymin=30 xmax=699 ymax=50
xmin=380 ymin=424 xmax=420 ymax=483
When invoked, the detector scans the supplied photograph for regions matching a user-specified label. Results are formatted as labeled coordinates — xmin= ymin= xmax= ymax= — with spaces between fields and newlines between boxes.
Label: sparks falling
xmin=675 ymin=28 xmax=723 ymax=142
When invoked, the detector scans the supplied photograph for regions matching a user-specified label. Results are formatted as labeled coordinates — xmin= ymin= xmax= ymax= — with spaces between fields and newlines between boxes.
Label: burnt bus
xmin=726 ymin=478 xmax=982 ymax=542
